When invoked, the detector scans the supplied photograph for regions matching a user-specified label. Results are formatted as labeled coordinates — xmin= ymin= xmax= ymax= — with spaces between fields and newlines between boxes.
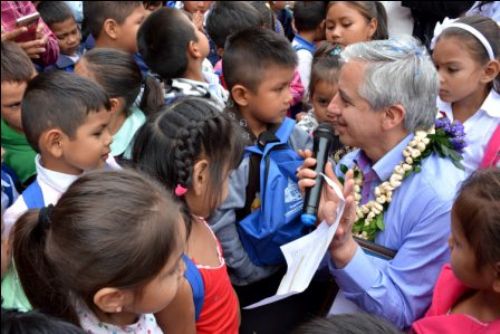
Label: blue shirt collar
xmin=293 ymin=34 xmax=316 ymax=53
xmin=357 ymin=134 xmax=413 ymax=181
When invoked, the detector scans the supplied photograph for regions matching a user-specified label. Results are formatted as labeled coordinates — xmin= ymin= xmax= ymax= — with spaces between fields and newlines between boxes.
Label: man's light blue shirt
xmin=329 ymin=134 xmax=466 ymax=329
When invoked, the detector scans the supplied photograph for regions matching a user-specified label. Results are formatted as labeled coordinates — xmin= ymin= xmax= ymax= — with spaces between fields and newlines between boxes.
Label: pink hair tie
xmin=174 ymin=184 xmax=188 ymax=197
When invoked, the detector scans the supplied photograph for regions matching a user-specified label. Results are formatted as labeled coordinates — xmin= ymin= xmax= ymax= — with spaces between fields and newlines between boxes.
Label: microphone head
xmin=313 ymin=123 xmax=335 ymax=141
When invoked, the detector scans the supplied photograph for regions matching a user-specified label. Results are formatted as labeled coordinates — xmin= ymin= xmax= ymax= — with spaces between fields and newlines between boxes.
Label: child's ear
xmin=187 ymin=40 xmax=203 ymax=60
xmin=191 ymin=159 xmax=209 ymax=197
xmin=216 ymin=47 xmax=224 ymax=58
xmin=41 ymin=129 xmax=65 ymax=159
xmin=103 ymin=18 xmax=119 ymax=40
xmin=480 ymin=59 xmax=500 ymax=85
xmin=93 ymin=287 xmax=128 ymax=314
xmin=382 ymin=104 xmax=405 ymax=131
xmin=367 ymin=18 xmax=378 ymax=40
xmin=231 ymin=84 xmax=251 ymax=108
xmin=109 ymin=97 xmax=122 ymax=114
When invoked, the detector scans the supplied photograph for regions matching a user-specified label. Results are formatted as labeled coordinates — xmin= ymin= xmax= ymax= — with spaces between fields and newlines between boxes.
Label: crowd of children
xmin=1 ymin=1 xmax=499 ymax=333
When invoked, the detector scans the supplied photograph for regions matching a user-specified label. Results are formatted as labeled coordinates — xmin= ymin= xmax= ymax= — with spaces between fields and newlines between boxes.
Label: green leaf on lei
xmin=375 ymin=214 xmax=385 ymax=231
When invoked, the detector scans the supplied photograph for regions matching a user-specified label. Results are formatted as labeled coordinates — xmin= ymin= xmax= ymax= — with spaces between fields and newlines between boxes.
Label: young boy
xmin=37 ymin=1 xmax=82 ymax=72
xmin=2 ymin=71 xmax=116 ymax=311
xmin=82 ymin=1 xmax=149 ymax=76
xmin=1 ymin=41 xmax=37 ymax=186
xmin=209 ymin=26 xmax=311 ymax=290
xmin=205 ymin=1 xmax=262 ymax=88
xmin=291 ymin=1 xmax=327 ymax=95
xmin=138 ymin=7 xmax=227 ymax=107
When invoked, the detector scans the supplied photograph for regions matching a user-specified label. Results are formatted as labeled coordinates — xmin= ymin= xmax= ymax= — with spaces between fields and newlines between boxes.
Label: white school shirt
xmin=3 ymin=154 xmax=120 ymax=237
xmin=437 ymin=89 xmax=500 ymax=174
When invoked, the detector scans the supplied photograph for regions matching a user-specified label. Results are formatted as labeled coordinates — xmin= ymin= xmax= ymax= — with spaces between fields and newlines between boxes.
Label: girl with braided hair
xmin=132 ymin=97 xmax=244 ymax=334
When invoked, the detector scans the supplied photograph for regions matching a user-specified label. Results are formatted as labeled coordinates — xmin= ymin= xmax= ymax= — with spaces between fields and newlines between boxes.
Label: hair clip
xmin=175 ymin=184 xmax=188 ymax=197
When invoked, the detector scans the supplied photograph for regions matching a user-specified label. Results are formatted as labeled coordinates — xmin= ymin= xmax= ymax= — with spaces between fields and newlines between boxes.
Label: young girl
xmin=432 ymin=15 xmax=499 ymax=173
xmin=132 ymin=97 xmax=243 ymax=333
xmin=325 ymin=1 xmax=388 ymax=47
xmin=297 ymin=42 xmax=341 ymax=135
xmin=12 ymin=169 xmax=186 ymax=332
xmin=411 ymin=168 xmax=500 ymax=333
xmin=137 ymin=7 xmax=228 ymax=108
xmin=74 ymin=48 xmax=163 ymax=160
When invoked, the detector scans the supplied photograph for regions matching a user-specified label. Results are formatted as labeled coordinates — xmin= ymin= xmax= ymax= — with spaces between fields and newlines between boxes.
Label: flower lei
xmin=340 ymin=116 xmax=466 ymax=241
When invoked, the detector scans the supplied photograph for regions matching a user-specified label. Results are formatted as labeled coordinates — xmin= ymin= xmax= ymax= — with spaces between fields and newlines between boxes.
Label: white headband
xmin=431 ymin=17 xmax=495 ymax=61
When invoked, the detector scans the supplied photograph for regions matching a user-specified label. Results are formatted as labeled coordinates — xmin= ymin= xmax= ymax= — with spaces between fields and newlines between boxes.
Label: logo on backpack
xmin=237 ymin=118 xmax=309 ymax=266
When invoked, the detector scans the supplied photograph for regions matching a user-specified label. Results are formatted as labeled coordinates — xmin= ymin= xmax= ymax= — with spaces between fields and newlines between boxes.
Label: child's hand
xmin=192 ymin=12 xmax=204 ymax=32
xmin=295 ymin=112 xmax=307 ymax=122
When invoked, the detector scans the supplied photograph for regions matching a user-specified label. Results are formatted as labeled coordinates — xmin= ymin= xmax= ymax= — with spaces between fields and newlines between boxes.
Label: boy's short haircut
xmin=21 ymin=71 xmax=111 ymax=153
xmin=37 ymin=1 xmax=75 ymax=27
xmin=82 ymin=1 xmax=142 ymax=39
xmin=206 ymin=2 xmax=263 ymax=49
xmin=1 ymin=307 xmax=86 ymax=334
xmin=223 ymin=27 xmax=297 ymax=92
xmin=293 ymin=1 xmax=327 ymax=32
xmin=138 ymin=7 xmax=196 ymax=80
xmin=1 ymin=41 xmax=35 ymax=83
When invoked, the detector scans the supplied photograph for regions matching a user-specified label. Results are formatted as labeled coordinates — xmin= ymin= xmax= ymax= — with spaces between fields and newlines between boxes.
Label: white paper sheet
xmin=244 ymin=173 xmax=345 ymax=309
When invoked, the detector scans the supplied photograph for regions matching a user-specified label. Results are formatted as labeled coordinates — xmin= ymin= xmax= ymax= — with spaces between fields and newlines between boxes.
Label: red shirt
xmin=192 ymin=219 xmax=239 ymax=334
xmin=1 ymin=1 xmax=59 ymax=66
xmin=412 ymin=264 xmax=500 ymax=334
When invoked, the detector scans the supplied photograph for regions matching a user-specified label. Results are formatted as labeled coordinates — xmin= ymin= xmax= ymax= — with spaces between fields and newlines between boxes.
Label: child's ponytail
xmin=139 ymin=75 xmax=164 ymax=116
xmin=13 ymin=208 xmax=79 ymax=325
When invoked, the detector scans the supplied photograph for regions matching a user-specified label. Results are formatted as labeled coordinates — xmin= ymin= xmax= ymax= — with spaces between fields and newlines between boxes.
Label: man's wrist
xmin=330 ymin=237 xmax=358 ymax=269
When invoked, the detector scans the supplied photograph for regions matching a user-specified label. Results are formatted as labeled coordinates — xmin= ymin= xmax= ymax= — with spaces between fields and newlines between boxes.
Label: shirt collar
xmin=293 ymin=34 xmax=316 ymax=52
xmin=35 ymin=155 xmax=79 ymax=194
xmin=356 ymin=134 xmax=413 ymax=181
xmin=437 ymin=88 xmax=500 ymax=120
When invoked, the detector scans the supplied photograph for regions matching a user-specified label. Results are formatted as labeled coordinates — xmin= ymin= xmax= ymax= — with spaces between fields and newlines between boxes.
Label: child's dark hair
xmin=132 ymin=97 xmax=244 ymax=218
xmin=293 ymin=1 xmax=326 ymax=32
xmin=248 ymin=1 xmax=275 ymax=30
xmin=12 ymin=169 xmax=183 ymax=325
xmin=138 ymin=7 xmax=198 ymax=81
xmin=37 ymin=1 xmax=75 ymax=27
xmin=83 ymin=1 xmax=142 ymax=39
xmin=1 ymin=41 xmax=35 ymax=83
xmin=453 ymin=168 xmax=500 ymax=270
xmin=437 ymin=15 xmax=499 ymax=92
xmin=327 ymin=1 xmax=388 ymax=40
xmin=79 ymin=48 xmax=163 ymax=116
xmin=223 ymin=27 xmax=297 ymax=92
xmin=21 ymin=71 xmax=111 ymax=153
xmin=293 ymin=313 xmax=402 ymax=334
xmin=1 ymin=307 xmax=85 ymax=334
xmin=309 ymin=42 xmax=341 ymax=97
xmin=206 ymin=2 xmax=263 ymax=49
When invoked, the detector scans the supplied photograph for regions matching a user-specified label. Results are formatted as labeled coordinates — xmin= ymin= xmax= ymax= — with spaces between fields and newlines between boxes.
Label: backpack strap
xmin=182 ymin=255 xmax=205 ymax=321
xmin=235 ymin=118 xmax=297 ymax=220
xmin=22 ymin=180 xmax=45 ymax=209
xmin=480 ymin=125 xmax=500 ymax=169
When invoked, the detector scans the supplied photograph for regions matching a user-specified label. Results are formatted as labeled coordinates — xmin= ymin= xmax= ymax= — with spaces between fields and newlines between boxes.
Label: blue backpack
xmin=236 ymin=118 xmax=308 ymax=266
xmin=21 ymin=180 xmax=205 ymax=320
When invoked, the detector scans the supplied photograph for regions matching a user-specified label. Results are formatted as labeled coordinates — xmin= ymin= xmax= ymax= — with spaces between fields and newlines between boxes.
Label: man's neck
xmin=363 ymin=129 xmax=409 ymax=163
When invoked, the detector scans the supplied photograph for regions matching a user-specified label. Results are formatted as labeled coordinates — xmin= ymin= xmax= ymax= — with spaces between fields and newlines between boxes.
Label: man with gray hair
xmin=298 ymin=36 xmax=465 ymax=329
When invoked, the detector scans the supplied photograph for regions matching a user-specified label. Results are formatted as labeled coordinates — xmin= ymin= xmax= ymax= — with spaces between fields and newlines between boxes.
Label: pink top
xmin=411 ymin=264 xmax=500 ymax=334
xmin=191 ymin=218 xmax=239 ymax=334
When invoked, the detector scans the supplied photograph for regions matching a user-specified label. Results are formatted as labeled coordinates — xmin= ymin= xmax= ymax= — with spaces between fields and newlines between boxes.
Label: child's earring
xmin=115 ymin=306 xmax=122 ymax=313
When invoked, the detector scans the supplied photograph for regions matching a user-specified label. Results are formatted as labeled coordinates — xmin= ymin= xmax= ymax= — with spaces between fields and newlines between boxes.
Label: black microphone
xmin=301 ymin=124 xmax=336 ymax=226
